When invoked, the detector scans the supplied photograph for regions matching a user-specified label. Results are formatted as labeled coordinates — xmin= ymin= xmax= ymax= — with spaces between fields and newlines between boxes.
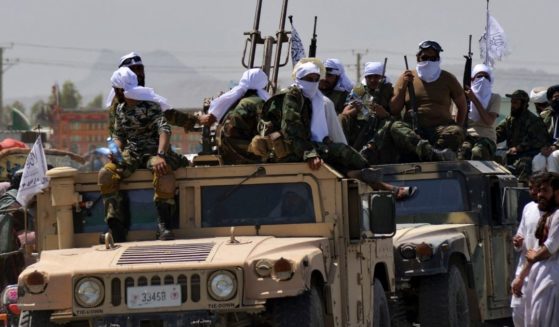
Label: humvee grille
xmin=117 ymin=243 xmax=214 ymax=265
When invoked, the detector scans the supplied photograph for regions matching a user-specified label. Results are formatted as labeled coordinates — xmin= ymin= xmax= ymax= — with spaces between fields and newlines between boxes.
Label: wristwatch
xmin=157 ymin=150 xmax=166 ymax=158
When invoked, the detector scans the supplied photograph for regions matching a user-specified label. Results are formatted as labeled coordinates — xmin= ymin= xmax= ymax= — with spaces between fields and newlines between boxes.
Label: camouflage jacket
xmin=496 ymin=109 xmax=550 ymax=152
xmin=321 ymin=88 xmax=349 ymax=114
xmin=261 ymin=86 xmax=317 ymax=161
xmin=539 ymin=108 xmax=559 ymax=144
xmin=222 ymin=90 xmax=265 ymax=140
xmin=114 ymin=101 xmax=171 ymax=156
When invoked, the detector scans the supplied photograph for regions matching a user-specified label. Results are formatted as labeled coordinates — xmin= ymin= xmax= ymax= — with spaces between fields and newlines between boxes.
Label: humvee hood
xmin=394 ymin=223 xmax=475 ymax=247
xmin=28 ymin=236 xmax=327 ymax=275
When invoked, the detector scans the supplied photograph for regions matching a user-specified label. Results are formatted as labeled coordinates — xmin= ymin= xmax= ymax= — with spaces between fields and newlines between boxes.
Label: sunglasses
xmin=418 ymin=40 xmax=443 ymax=53
xmin=119 ymin=55 xmax=142 ymax=67
xmin=418 ymin=55 xmax=439 ymax=62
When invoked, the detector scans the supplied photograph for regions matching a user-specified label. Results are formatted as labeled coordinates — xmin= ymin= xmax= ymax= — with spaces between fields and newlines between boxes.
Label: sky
xmin=1 ymin=0 xmax=558 ymax=108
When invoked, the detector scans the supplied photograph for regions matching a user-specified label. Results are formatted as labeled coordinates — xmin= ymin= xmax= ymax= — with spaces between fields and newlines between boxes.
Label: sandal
xmin=394 ymin=186 xmax=418 ymax=201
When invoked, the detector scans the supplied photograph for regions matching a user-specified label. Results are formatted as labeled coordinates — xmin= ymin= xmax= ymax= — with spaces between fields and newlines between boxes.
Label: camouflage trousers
xmin=313 ymin=141 xmax=368 ymax=174
xmin=461 ymin=136 xmax=496 ymax=160
xmin=506 ymin=150 xmax=539 ymax=184
xmin=99 ymin=149 xmax=189 ymax=223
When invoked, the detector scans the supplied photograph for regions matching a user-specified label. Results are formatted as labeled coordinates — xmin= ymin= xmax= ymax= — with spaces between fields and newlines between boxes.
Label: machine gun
xmin=308 ymin=16 xmax=318 ymax=58
xmin=463 ymin=35 xmax=473 ymax=130
xmin=351 ymin=57 xmax=388 ymax=150
xmin=242 ymin=0 xmax=291 ymax=95
xmin=404 ymin=55 xmax=419 ymax=132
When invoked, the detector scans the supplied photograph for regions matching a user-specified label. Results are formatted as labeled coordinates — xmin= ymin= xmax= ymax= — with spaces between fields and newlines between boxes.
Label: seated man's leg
xmin=220 ymin=104 xmax=262 ymax=164
xmin=389 ymin=121 xmax=455 ymax=161
xmin=435 ymin=125 xmax=465 ymax=152
xmin=98 ymin=154 xmax=139 ymax=242
xmin=149 ymin=151 xmax=186 ymax=240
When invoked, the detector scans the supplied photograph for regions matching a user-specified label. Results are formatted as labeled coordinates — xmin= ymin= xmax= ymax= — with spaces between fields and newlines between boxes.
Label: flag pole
xmin=485 ymin=0 xmax=490 ymax=65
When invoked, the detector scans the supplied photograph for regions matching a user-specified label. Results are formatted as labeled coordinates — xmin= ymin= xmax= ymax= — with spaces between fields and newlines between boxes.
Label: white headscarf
xmin=530 ymin=86 xmax=548 ymax=104
xmin=106 ymin=52 xmax=145 ymax=108
xmin=208 ymin=68 xmax=270 ymax=122
xmin=416 ymin=60 xmax=442 ymax=83
xmin=110 ymin=67 xmax=171 ymax=111
xmin=363 ymin=62 xmax=384 ymax=77
xmin=293 ymin=62 xmax=328 ymax=143
xmin=469 ymin=64 xmax=493 ymax=121
xmin=323 ymin=58 xmax=354 ymax=92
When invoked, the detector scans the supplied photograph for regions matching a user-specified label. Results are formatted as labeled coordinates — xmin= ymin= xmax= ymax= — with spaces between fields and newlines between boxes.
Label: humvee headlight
xmin=254 ymin=259 xmax=273 ymax=278
xmin=400 ymin=244 xmax=416 ymax=259
xmin=208 ymin=270 xmax=237 ymax=301
xmin=75 ymin=277 xmax=104 ymax=308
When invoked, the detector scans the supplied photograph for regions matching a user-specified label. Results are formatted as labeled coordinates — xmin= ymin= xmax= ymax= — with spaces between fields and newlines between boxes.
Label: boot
xmin=155 ymin=202 xmax=175 ymax=241
xmin=107 ymin=218 xmax=127 ymax=242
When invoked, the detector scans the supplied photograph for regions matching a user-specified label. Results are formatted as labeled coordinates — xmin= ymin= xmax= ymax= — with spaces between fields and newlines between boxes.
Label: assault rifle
xmin=404 ymin=55 xmax=418 ymax=132
xmin=199 ymin=97 xmax=213 ymax=155
xmin=351 ymin=57 xmax=388 ymax=150
xmin=463 ymin=35 xmax=473 ymax=130
xmin=309 ymin=16 xmax=318 ymax=57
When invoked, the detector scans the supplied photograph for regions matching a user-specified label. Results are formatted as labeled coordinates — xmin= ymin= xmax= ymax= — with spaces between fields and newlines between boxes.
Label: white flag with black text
xmin=16 ymin=137 xmax=49 ymax=207
xmin=290 ymin=21 xmax=306 ymax=66
xmin=479 ymin=15 xmax=510 ymax=67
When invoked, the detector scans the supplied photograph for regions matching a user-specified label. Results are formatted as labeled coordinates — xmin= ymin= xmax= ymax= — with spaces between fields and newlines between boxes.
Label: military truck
xmin=379 ymin=160 xmax=526 ymax=326
xmin=14 ymin=162 xmax=397 ymax=326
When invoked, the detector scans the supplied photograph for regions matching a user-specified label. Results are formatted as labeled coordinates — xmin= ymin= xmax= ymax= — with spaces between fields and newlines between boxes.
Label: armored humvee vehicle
xmin=14 ymin=163 xmax=397 ymax=326
xmin=378 ymin=160 xmax=526 ymax=326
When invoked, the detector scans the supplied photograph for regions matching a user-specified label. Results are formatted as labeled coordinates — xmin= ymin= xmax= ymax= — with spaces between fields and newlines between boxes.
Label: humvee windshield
xmin=201 ymin=182 xmax=315 ymax=227
xmin=393 ymin=177 xmax=467 ymax=217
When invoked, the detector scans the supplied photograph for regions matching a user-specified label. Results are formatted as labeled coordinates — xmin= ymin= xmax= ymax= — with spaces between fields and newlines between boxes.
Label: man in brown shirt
xmin=391 ymin=40 xmax=468 ymax=152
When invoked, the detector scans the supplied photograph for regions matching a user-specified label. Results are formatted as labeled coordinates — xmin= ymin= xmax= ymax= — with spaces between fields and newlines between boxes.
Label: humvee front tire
xmin=373 ymin=278 xmax=391 ymax=327
xmin=18 ymin=311 xmax=55 ymax=327
xmin=268 ymin=284 xmax=325 ymax=326
xmin=418 ymin=265 xmax=470 ymax=327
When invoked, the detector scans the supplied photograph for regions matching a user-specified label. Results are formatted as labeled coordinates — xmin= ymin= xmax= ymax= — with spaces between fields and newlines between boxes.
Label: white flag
xmin=290 ymin=21 xmax=306 ymax=66
xmin=479 ymin=15 xmax=510 ymax=67
xmin=16 ymin=137 xmax=50 ymax=207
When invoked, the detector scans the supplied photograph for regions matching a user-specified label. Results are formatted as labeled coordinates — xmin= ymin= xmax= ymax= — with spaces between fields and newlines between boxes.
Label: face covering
xmin=469 ymin=77 xmax=493 ymax=122
xmin=297 ymin=80 xmax=320 ymax=99
xmin=416 ymin=61 xmax=442 ymax=83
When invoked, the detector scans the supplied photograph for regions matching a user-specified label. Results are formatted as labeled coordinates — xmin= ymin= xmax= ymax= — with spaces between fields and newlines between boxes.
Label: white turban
xmin=109 ymin=67 xmax=171 ymax=111
xmin=119 ymin=52 xmax=143 ymax=67
xmin=469 ymin=64 xmax=493 ymax=121
xmin=323 ymin=58 xmax=354 ymax=92
xmin=293 ymin=62 xmax=328 ymax=143
xmin=530 ymin=86 xmax=548 ymax=104
xmin=208 ymin=68 xmax=271 ymax=122
xmin=363 ymin=62 xmax=384 ymax=77
xmin=471 ymin=64 xmax=493 ymax=82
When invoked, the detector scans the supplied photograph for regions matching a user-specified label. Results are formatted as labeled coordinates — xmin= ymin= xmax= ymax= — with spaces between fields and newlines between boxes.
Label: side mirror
xmin=362 ymin=191 xmax=396 ymax=239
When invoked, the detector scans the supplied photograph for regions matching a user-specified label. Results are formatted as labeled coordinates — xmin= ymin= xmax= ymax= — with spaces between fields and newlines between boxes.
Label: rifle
xmin=351 ymin=57 xmax=388 ymax=150
xmin=199 ymin=98 xmax=213 ymax=155
xmin=404 ymin=55 xmax=418 ymax=132
xmin=463 ymin=35 xmax=473 ymax=130
xmin=308 ymin=16 xmax=318 ymax=57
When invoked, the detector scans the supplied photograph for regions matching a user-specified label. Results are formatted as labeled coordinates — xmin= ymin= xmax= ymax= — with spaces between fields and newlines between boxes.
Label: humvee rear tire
xmin=268 ymin=284 xmax=325 ymax=327
xmin=418 ymin=265 xmax=470 ymax=327
xmin=18 ymin=311 xmax=55 ymax=327
xmin=373 ymin=278 xmax=391 ymax=327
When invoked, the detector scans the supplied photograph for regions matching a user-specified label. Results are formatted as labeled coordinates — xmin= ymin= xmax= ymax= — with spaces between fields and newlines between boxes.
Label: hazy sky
xmin=1 ymin=0 xmax=558 ymax=106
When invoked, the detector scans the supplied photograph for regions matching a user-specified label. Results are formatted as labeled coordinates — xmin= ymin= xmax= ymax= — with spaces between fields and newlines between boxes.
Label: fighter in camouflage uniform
xmin=249 ymin=60 xmax=416 ymax=200
xmin=343 ymin=62 xmax=452 ymax=164
xmin=496 ymin=90 xmax=550 ymax=182
xmin=99 ymin=67 xmax=188 ymax=242
xmin=198 ymin=68 xmax=270 ymax=164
